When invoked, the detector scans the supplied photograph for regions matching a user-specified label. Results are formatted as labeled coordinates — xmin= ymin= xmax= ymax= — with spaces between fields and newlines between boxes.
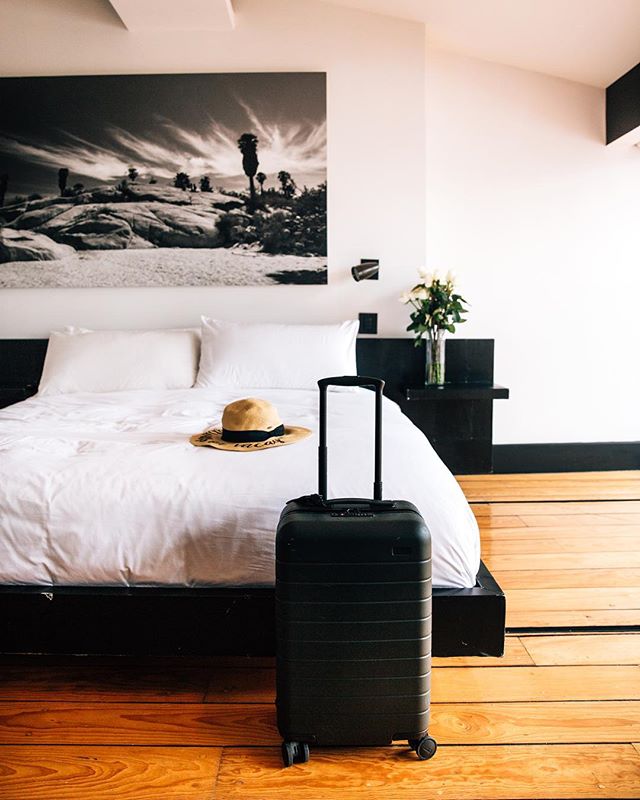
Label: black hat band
xmin=221 ymin=424 xmax=285 ymax=443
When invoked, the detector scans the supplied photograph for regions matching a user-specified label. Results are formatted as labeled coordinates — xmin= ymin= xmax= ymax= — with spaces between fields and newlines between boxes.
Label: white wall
xmin=0 ymin=0 xmax=425 ymax=335
xmin=426 ymin=47 xmax=640 ymax=444
xmin=2 ymin=2 xmax=638 ymax=444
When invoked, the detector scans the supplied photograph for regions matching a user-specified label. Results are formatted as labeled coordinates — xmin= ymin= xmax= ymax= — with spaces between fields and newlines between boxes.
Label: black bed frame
xmin=0 ymin=337 xmax=505 ymax=657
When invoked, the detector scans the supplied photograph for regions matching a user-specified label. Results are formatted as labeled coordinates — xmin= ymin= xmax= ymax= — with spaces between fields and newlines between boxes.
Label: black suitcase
xmin=275 ymin=375 xmax=436 ymax=767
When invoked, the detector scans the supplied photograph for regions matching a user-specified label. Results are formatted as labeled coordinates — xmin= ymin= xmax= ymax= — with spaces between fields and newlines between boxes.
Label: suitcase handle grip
xmin=318 ymin=376 xmax=385 ymax=391
xmin=318 ymin=375 xmax=385 ymax=502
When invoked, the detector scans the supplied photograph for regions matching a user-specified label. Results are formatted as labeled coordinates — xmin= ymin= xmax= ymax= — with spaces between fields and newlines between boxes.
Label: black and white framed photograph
xmin=0 ymin=71 xmax=327 ymax=287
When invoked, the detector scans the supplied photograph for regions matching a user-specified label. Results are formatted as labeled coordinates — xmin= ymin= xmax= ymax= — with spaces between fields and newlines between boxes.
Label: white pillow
xmin=196 ymin=317 xmax=359 ymax=390
xmin=39 ymin=328 xmax=200 ymax=395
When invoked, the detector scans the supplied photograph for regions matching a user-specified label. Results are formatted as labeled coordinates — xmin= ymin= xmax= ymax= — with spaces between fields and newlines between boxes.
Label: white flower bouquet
xmin=400 ymin=269 xmax=469 ymax=384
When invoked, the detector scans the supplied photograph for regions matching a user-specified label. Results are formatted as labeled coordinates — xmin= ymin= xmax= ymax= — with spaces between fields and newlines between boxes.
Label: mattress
xmin=0 ymin=388 xmax=480 ymax=588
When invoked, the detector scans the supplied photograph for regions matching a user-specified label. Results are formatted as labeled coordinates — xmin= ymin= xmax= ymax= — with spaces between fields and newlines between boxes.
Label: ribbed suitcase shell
xmin=276 ymin=498 xmax=432 ymax=746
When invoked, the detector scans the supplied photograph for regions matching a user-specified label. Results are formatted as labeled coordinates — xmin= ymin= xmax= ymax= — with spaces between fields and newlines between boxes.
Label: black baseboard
xmin=493 ymin=442 xmax=640 ymax=473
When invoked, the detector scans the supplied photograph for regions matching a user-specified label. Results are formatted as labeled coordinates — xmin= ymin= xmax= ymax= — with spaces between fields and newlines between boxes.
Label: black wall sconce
xmin=351 ymin=259 xmax=379 ymax=281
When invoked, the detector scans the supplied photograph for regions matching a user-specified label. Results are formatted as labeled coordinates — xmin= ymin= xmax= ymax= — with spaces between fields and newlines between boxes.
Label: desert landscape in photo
xmin=0 ymin=72 xmax=327 ymax=287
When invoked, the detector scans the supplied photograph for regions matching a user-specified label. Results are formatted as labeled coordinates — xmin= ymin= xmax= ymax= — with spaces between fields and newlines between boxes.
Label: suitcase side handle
xmin=318 ymin=375 xmax=385 ymax=502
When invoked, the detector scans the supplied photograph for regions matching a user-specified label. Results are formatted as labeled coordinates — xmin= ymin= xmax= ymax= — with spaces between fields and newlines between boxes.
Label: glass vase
xmin=425 ymin=333 xmax=446 ymax=386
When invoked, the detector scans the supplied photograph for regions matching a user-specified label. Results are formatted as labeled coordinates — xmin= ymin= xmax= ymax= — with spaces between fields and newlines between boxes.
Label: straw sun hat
xmin=190 ymin=397 xmax=312 ymax=452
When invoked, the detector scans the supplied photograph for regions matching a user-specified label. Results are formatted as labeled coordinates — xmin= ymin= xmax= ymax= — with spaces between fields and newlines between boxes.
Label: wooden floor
xmin=1 ymin=471 xmax=639 ymax=799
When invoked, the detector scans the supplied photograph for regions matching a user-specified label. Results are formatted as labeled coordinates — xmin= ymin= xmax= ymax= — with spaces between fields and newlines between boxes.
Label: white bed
xmin=0 ymin=387 xmax=480 ymax=589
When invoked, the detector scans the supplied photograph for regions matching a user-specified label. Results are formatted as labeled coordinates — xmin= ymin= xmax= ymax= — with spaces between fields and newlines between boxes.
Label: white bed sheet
xmin=0 ymin=388 xmax=480 ymax=588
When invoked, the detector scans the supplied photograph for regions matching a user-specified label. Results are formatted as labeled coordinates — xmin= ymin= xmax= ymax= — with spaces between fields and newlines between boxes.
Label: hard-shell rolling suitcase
xmin=276 ymin=375 xmax=436 ymax=767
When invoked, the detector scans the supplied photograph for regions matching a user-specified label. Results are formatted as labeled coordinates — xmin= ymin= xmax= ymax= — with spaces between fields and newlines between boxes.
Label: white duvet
xmin=0 ymin=388 xmax=480 ymax=588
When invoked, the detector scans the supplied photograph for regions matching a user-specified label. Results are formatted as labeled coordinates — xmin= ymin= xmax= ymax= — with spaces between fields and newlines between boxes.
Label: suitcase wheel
xmin=409 ymin=736 xmax=437 ymax=761
xmin=281 ymin=741 xmax=310 ymax=767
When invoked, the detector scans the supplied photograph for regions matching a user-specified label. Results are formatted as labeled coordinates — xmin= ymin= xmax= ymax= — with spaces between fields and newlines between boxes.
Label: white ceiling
xmin=318 ymin=0 xmax=640 ymax=87
xmin=109 ymin=0 xmax=235 ymax=32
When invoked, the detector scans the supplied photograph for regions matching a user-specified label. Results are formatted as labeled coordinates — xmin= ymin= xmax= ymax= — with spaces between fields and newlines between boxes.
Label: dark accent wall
xmin=606 ymin=61 xmax=640 ymax=144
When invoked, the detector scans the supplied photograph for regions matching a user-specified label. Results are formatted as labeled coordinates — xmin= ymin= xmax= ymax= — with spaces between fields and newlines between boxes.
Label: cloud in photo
xmin=0 ymin=105 xmax=326 ymax=186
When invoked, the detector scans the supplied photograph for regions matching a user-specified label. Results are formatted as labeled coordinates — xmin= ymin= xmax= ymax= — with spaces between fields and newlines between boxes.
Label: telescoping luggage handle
xmin=317 ymin=376 xmax=385 ymax=502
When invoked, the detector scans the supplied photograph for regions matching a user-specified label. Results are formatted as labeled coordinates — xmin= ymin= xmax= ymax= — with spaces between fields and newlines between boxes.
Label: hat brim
xmin=190 ymin=425 xmax=312 ymax=452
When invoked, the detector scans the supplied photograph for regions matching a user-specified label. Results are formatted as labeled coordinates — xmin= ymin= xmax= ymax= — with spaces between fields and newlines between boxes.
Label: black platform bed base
xmin=0 ymin=562 xmax=504 ymax=658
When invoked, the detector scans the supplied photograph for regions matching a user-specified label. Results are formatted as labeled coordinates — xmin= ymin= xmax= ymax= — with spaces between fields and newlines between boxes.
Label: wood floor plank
xmin=484 ymin=550 xmax=640 ymax=571
xmin=633 ymin=742 xmax=640 ymax=757
xmin=522 ymin=634 xmax=640 ymax=666
xmin=0 ymin=745 xmax=220 ymax=800
xmin=0 ymin=665 xmax=210 ymax=702
xmin=507 ymin=587 xmax=640 ymax=613
xmin=507 ymin=608 xmax=640 ymax=628
xmin=432 ymin=665 xmax=640 ymax=702
xmin=206 ymin=661 xmax=640 ymax=705
xmin=215 ymin=744 xmax=640 ymax=799
xmin=493 ymin=568 xmax=640 ymax=589
xmin=480 ymin=524 xmax=640 ymax=540
xmin=476 ymin=515 xmax=528 ymax=528
xmin=517 ymin=513 xmax=640 ymax=528
xmin=430 ymin=701 xmax=640 ymax=744
xmin=1 ymin=701 xmax=637 ymax=746
xmin=431 ymin=636 xmax=533 ymax=667
xmin=458 ymin=471 xmax=640 ymax=502
xmin=205 ymin=667 xmax=274 ymax=703
xmin=0 ymin=702 xmax=279 ymax=746
xmin=471 ymin=500 xmax=640 ymax=516
xmin=481 ymin=535 xmax=640 ymax=554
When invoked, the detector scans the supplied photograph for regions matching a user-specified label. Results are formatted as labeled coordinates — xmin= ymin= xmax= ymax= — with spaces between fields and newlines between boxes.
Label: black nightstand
xmin=403 ymin=383 xmax=509 ymax=474
xmin=398 ymin=339 xmax=509 ymax=474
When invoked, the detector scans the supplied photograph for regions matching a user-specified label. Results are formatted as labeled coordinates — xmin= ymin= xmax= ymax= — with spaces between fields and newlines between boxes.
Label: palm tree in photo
xmin=58 ymin=167 xmax=69 ymax=196
xmin=278 ymin=170 xmax=297 ymax=198
xmin=237 ymin=133 xmax=259 ymax=205
xmin=200 ymin=175 xmax=213 ymax=193
xmin=256 ymin=171 xmax=266 ymax=195
xmin=127 ymin=167 xmax=139 ymax=182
